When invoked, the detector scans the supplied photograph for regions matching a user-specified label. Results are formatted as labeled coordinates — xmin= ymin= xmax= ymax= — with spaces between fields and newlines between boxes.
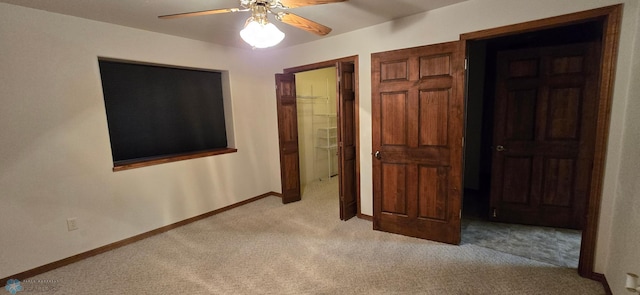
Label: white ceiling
xmin=0 ymin=0 xmax=467 ymax=49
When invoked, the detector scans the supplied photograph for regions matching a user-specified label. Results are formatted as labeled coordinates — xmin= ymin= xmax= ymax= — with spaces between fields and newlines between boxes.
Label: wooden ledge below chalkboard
xmin=112 ymin=148 xmax=238 ymax=172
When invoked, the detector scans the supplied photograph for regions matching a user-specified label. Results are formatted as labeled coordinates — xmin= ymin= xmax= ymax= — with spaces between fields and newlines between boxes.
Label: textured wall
xmin=2 ymin=0 xmax=639 ymax=289
xmin=0 ymin=3 xmax=282 ymax=278
xmin=606 ymin=3 xmax=640 ymax=293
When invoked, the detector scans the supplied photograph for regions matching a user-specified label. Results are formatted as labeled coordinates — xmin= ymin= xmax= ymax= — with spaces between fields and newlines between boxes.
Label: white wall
xmin=268 ymin=0 xmax=639 ymax=278
xmin=3 ymin=0 xmax=639 ymax=289
xmin=0 ymin=3 xmax=282 ymax=278
xmin=605 ymin=3 xmax=640 ymax=294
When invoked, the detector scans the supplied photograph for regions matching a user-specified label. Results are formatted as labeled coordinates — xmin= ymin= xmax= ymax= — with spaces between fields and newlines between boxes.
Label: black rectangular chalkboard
xmin=98 ymin=59 xmax=227 ymax=165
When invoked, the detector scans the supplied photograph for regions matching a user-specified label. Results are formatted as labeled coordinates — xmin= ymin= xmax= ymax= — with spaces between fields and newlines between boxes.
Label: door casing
xmin=281 ymin=56 xmax=362 ymax=219
xmin=461 ymin=4 xmax=622 ymax=279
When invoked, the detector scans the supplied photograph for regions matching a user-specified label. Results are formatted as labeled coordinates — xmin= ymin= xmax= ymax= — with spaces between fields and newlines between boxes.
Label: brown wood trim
xmin=282 ymin=55 xmax=362 ymax=217
xmin=353 ymin=57 xmax=362 ymax=217
xmin=460 ymin=4 xmax=622 ymax=279
xmin=283 ymin=55 xmax=358 ymax=74
xmin=579 ymin=3 xmax=622 ymax=279
xmin=357 ymin=213 xmax=373 ymax=221
xmin=591 ymin=272 xmax=613 ymax=295
xmin=113 ymin=148 xmax=238 ymax=171
xmin=460 ymin=5 xmax=621 ymax=41
xmin=1 ymin=191 xmax=279 ymax=282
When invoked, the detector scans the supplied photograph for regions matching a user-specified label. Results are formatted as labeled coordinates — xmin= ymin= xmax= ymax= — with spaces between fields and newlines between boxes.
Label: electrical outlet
xmin=66 ymin=218 xmax=78 ymax=231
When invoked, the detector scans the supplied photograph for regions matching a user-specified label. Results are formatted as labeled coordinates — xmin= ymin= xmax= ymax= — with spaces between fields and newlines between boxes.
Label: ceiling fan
xmin=159 ymin=0 xmax=347 ymax=48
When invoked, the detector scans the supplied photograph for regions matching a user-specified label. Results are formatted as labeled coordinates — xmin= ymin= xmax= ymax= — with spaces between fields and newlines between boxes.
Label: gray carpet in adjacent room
xmin=28 ymin=178 xmax=604 ymax=294
xmin=462 ymin=218 xmax=581 ymax=268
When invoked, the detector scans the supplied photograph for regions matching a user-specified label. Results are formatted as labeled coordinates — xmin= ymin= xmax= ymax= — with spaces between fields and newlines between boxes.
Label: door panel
xmin=381 ymin=163 xmax=408 ymax=215
xmin=490 ymin=43 xmax=599 ymax=229
xmin=501 ymin=156 xmax=533 ymax=204
xmin=372 ymin=41 xmax=464 ymax=245
xmin=541 ymin=158 xmax=575 ymax=207
xmin=505 ymin=89 xmax=537 ymax=140
xmin=381 ymin=93 xmax=408 ymax=146
xmin=547 ymin=88 xmax=581 ymax=139
xmin=419 ymin=90 xmax=449 ymax=146
xmin=337 ymin=62 xmax=358 ymax=220
xmin=417 ymin=166 xmax=448 ymax=221
xmin=275 ymin=73 xmax=301 ymax=204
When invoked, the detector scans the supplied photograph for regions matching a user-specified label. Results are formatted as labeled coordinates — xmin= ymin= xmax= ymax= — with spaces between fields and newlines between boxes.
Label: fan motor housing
xmin=241 ymin=0 xmax=279 ymax=9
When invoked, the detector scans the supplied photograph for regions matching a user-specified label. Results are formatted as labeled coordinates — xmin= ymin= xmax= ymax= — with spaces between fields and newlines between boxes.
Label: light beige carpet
xmin=26 ymin=178 xmax=604 ymax=294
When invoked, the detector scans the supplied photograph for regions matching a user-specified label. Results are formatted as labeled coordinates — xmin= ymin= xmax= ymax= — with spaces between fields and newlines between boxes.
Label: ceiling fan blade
xmin=158 ymin=8 xmax=242 ymax=19
xmin=276 ymin=12 xmax=332 ymax=36
xmin=278 ymin=0 xmax=347 ymax=9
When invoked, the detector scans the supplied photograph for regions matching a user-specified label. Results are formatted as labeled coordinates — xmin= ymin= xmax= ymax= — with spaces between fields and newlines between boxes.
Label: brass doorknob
xmin=496 ymin=145 xmax=506 ymax=152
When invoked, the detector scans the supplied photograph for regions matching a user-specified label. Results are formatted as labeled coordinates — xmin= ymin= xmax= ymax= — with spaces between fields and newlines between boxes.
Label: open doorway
xmin=295 ymin=67 xmax=339 ymax=196
xmin=462 ymin=20 xmax=605 ymax=269
xmin=276 ymin=56 xmax=360 ymax=220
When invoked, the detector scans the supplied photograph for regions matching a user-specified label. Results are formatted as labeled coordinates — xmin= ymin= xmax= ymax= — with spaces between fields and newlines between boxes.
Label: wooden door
xmin=275 ymin=73 xmax=301 ymax=204
xmin=337 ymin=62 xmax=357 ymax=220
xmin=372 ymin=41 xmax=465 ymax=244
xmin=490 ymin=42 xmax=599 ymax=229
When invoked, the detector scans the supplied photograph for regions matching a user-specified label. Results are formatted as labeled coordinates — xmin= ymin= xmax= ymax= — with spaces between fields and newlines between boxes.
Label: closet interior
xmin=295 ymin=67 xmax=338 ymax=192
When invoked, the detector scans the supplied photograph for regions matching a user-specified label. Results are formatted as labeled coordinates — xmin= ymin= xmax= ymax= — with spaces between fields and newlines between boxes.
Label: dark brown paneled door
xmin=490 ymin=42 xmax=600 ymax=229
xmin=372 ymin=41 xmax=465 ymax=244
xmin=337 ymin=62 xmax=357 ymax=220
xmin=275 ymin=73 xmax=301 ymax=204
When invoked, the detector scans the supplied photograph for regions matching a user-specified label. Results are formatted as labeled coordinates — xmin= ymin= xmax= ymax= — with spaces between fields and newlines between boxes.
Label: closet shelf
xmin=298 ymin=79 xmax=336 ymax=181
xmin=313 ymin=101 xmax=337 ymax=181
xmin=314 ymin=113 xmax=337 ymax=117
xmin=316 ymin=144 xmax=338 ymax=149
xmin=296 ymin=95 xmax=328 ymax=99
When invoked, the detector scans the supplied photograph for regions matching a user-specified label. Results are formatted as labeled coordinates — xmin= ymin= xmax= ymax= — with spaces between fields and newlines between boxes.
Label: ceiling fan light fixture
xmin=160 ymin=0 xmax=342 ymax=48
xmin=240 ymin=18 xmax=285 ymax=48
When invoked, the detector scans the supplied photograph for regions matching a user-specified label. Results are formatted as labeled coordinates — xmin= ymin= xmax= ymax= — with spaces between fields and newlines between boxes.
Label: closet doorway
xmin=295 ymin=67 xmax=339 ymax=189
xmin=275 ymin=56 xmax=359 ymax=220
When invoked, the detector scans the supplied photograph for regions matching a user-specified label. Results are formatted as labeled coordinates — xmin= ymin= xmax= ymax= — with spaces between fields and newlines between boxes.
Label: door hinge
xmin=462 ymin=137 xmax=465 ymax=148
xmin=459 ymin=209 xmax=462 ymax=220
xmin=464 ymin=58 xmax=468 ymax=70
xmin=492 ymin=208 xmax=497 ymax=218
